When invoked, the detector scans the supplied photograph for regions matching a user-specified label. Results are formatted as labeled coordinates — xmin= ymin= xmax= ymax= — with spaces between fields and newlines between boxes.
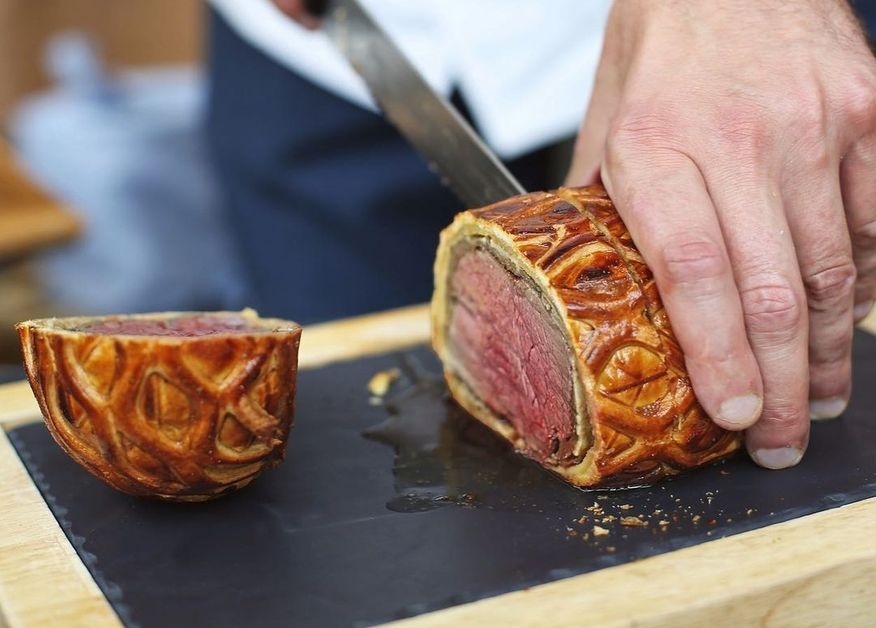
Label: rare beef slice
xmin=432 ymin=186 xmax=741 ymax=487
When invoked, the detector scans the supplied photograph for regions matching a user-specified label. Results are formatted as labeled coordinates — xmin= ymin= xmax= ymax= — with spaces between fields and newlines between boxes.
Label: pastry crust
xmin=432 ymin=186 xmax=741 ymax=487
xmin=17 ymin=310 xmax=301 ymax=501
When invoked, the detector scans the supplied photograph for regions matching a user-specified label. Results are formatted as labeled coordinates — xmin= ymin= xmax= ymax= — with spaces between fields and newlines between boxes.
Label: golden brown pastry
xmin=432 ymin=186 xmax=741 ymax=487
xmin=17 ymin=309 xmax=301 ymax=501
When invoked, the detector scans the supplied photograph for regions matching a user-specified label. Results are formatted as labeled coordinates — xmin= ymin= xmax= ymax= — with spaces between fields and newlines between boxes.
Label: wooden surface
xmin=0 ymin=381 xmax=38 ymax=430
xmin=299 ymin=303 xmax=432 ymax=369
xmin=1 ymin=303 xmax=875 ymax=628
xmin=0 ymin=142 xmax=80 ymax=260
xmin=0 ymin=430 xmax=119 ymax=628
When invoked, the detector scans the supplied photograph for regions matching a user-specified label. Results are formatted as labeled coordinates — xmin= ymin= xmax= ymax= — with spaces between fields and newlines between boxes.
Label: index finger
xmin=601 ymin=139 xmax=763 ymax=431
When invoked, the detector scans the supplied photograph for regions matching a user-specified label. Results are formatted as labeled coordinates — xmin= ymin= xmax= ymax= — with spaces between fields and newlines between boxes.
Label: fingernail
xmin=750 ymin=446 xmax=804 ymax=470
xmin=718 ymin=394 xmax=762 ymax=426
xmin=809 ymin=397 xmax=847 ymax=421
xmin=854 ymin=300 xmax=874 ymax=321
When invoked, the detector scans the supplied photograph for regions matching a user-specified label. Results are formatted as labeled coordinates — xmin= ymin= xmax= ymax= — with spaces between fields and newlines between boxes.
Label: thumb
xmin=566 ymin=20 xmax=630 ymax=186
xmin=565 ymin=53 xmax=623 ymax=186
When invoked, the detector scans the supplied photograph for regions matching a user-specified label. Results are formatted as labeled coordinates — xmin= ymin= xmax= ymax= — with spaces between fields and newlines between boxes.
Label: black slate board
xmin=0 ymin=363 xmax=24 ymax=385
xmin=9 ymin=332 xmax=876 ymax=628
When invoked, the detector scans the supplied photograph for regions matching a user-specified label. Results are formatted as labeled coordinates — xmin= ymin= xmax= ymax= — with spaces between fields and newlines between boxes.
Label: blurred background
xmin=0 ymin=0 xmax=245 ymax=382
xmin=0 ymin=1 xmax=874 ymax=386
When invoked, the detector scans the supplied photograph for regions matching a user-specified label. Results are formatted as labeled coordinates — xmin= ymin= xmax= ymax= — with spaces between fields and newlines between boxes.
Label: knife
xmin=303 ymin=0 xmax=525 ymax=208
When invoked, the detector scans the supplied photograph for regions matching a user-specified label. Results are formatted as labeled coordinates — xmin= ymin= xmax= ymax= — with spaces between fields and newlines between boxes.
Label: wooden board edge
xmin=0 ymin=382 xmax=39 ymax=430
xmin=298 ymin=302 xmax=431 ymax=369
xmin=392 ymin=495 xmax=876 ymax=627
xmin=0 ymin=430 xmax=122 ymax=628
xmin=0 ymin=303 xmax=433 ymax=429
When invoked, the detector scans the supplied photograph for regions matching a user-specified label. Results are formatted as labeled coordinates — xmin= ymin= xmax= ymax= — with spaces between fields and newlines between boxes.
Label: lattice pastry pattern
xmin=433 ymin=186 xmax=741 ymax=487
xmin=17 ymin=312 xmax=301 ymax=501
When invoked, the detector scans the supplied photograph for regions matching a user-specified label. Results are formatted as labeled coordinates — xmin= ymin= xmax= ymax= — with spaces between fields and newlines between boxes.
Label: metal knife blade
xmin=318 ymin=0 xmax=525 ymax=208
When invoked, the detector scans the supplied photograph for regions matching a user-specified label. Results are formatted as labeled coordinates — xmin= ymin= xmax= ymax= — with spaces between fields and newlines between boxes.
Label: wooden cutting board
xmin=1 ymin=303 xmax=875 ymax=628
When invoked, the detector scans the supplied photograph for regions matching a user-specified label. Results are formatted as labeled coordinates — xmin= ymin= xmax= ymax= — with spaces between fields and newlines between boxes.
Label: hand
xmin=567 ymin=0 xmax=876 ymax=468
xmin=270 ymin=0 xmax=322 ymax=29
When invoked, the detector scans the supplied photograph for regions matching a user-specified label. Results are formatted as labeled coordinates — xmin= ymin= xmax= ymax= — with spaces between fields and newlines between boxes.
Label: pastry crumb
xmin=620 ymin=516 xmax=647 ymax=528
xmin=593 ymin=525 xmax=610 ymax=537
xmin=367 ymin=368 xmax=401 ymax=398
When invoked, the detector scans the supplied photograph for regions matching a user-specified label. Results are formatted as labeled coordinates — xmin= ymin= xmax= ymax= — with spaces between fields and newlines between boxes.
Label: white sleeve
xmin=207 ymin=0 xmax=610 ymax=159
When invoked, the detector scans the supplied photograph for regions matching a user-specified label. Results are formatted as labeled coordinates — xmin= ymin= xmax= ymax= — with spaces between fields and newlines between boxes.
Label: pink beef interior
xmin=82 ymin=315 xmax=259 ymax=337
xmin=448 ymin=246 xmax=576 ymax=463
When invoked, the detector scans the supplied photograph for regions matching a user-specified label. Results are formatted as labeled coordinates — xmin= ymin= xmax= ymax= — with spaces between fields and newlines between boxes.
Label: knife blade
xmin=307 ymin=0 xmax=525 ymax=208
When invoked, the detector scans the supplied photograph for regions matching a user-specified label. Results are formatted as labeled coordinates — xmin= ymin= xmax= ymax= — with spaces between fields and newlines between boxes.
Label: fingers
xmin=783 ymin=162 xmax=854 ymax=420
xmin=272 ymin=0 xmax=321 ymax=29
xmin=601 ymin=141 xmax=763 ymax=431
xmin=701 ymin=171 xmax=810 ymax=468
xmin=841 ymin=134 xmax=876 ymax=324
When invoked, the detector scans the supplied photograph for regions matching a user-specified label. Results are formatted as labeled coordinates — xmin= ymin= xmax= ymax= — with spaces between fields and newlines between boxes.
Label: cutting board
xmin=1 ymin=305 xmax=876 ymax=627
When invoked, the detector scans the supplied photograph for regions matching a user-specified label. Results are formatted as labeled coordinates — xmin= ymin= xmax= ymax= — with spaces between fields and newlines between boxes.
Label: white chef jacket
xmin=208 ymin=0 xmax=612 ymax=159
